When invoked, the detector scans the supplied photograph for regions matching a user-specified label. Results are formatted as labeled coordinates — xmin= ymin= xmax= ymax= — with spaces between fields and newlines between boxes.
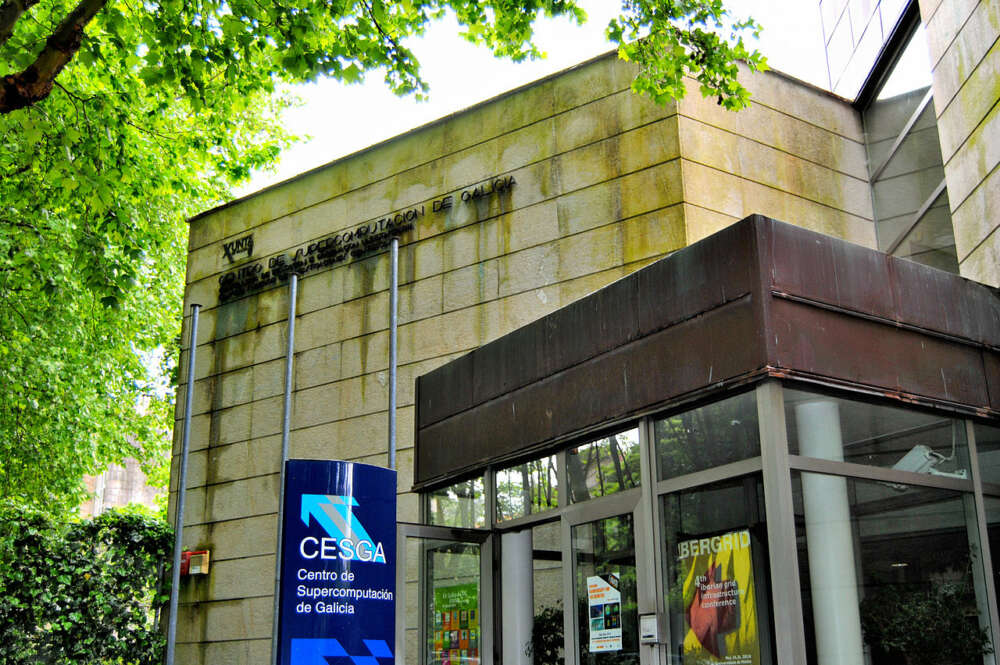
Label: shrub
xmin=0 ymin=503 xmax=172 ymax=664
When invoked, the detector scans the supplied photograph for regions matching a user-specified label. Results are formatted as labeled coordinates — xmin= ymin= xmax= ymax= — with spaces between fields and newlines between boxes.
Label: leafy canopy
xmin=0 ymin=0 xmax=763 ymax=513
xmin=610 ymin=0 xmax=767 ymax=109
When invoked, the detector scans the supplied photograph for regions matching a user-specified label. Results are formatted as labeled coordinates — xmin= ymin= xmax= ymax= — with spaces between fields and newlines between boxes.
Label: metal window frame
xmin=756 ymin=381 xmax=808 ymax=665
xmin=787 ymin=452 xmax=973 ymax=491
xmin=869 ymin=87 xmax=935 ymax=182
xmin=854 ymin=0 xmax=955 ymax=263
xmin=777 ymin=385 xmax=1000 ymax=665
xmin=395 ymin=522 xmax=494 ymax=665
xmin=653 ymin=457 xmax=764 ymax=497
xmin=639 ymin=414 xmax=666 ymax=665
xmin=853 ymin=0 xmax=922 ymax=110
xmin=884 ymin=177 xmax=949 ymax=256
xmin=563 ymin=490 xmax=644 ymax=665
xmin=412 ymin=376 xmax=1000 ymax=665
xmin=967 ymin=421 xmax=1000 ymax=657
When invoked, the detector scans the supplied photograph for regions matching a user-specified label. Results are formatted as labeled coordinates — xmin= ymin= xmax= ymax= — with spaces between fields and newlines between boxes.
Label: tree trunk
xmin=0 ymin=0 xmax=107 ymax=113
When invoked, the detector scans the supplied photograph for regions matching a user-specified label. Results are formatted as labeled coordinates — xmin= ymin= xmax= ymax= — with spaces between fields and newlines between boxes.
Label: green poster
xmin=432 ymin=583 xmax=480 ymax=664
xmin=434 ymin=583 xmax=478 ymax=611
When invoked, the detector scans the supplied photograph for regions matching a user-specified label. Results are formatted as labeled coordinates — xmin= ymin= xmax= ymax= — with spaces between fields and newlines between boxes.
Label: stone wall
xmin=676 ymin=68 xmax=872 ymax=246
xmin=80 ymin=458 xmax=162 ymax=517
xmin=921 ymin=0 xmax=1000 ymax=286
xmin=169 ymin=53 xmax=868 ymax=663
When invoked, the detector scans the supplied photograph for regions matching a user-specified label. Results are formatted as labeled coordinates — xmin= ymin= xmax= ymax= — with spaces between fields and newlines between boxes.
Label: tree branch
xmin=0 ymin=0 xmax=107 ymax=114
xmin=363 ymin=0 xmax=402 ymax=59
xmin=0 ymin=0 xmax=39 ymax=47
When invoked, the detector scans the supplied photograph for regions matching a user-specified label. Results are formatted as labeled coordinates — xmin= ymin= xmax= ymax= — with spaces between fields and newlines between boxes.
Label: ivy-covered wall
xmin=0 ymin=505 xmax=172 ymax=665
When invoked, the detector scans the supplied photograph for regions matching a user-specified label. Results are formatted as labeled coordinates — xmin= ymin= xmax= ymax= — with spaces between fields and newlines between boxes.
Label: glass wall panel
xmin=573 ymin=514 xmax=638 ymax=665
xmin=976 ymin=423 xmax=1000 ymax=487
xmin=784 ymin=388 xmax=970 ymax=479
xmin=654 ymin=391 xmax=760 ymax=481
xmin=428 ymin=477 xmax=487 ymax=528
xmin=792 ymin=473 xmax=992 ymax=665
xmin=496 ymin=455 xmax=559 ymax=522
xmin=424 ymin=540 xmax=483 ymax=665
xmin=660 ymin=476 xmax=773 ymax=665
xmin=863 ymin=23 xmax=957 ymax=272
xmin=567 ymin=428 xmax=641 ymax=503
xmin=501 ymin=521 xmax=565 ymax=665
xmin=984 ymin=496 xmax=1000 ymax=635
xmin=532 ymin=521 xmax=565 ymax=665
xmin=889 ymin=189 xmax=959 ymax=272
xmin=404 ymin=535 xmax=422 ymax=663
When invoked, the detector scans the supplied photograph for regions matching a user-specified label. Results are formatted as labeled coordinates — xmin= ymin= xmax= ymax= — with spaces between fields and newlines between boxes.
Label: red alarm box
xmin=180 ymin=550 xmax=211 ymax=576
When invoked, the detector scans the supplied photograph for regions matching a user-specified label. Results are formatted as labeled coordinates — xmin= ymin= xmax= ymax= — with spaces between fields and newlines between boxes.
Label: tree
xmin=0 ymin=0 xmax=764 ymax=512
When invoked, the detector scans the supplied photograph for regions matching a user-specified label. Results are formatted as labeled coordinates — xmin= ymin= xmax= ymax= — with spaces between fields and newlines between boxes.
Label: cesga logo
xmin=299 ymin=494 xmax=387 ymax=564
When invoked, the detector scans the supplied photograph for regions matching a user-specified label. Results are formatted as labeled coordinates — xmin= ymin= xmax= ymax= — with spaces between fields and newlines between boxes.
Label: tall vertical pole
xmin=166 ymin=303 xmax=201 ymax=665
xmin=388 ymin=238 xmax=399 ymax=470
xmin=271 ymin=273 xmax=298 ymax=665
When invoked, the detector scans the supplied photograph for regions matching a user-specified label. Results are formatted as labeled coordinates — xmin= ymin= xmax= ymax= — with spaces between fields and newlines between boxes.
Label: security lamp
xmin=892 ymin=444 xmax=942 ymax=474
xmin=887 ymin=444 xmax=967 ymax=489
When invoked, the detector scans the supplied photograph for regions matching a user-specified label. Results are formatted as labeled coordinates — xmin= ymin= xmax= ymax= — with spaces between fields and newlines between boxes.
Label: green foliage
xmin=566 ymin=432 xmax=641 ymax=502
xmin=0 ymin=503 xmax=173 ymax=664
xmin=1 ymin=0 xmax=296 ymax=512
xmin=655 ymin=391 xmax=760 ymax=477
xmin=0 ymin=0 xmax=763 ymax=512
xmin=860 ymin=582 xmax=994 ymax=665
xmin=532 ymin=603 xmax=564 ymax=665
xmin=608 ymin=0 xmax=767 ymax=109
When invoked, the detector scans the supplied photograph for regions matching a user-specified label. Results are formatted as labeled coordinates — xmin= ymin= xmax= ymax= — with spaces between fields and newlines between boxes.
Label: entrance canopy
xmin=415 ymin=215 xmax=1000 ymax=489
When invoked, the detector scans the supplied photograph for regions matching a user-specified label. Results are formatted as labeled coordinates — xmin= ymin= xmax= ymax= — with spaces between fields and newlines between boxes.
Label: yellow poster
xmin=678 ymin=529 xmax=759 ymax=665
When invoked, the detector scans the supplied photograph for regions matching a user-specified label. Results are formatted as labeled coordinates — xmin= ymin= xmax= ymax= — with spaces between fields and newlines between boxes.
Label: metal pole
xmin=166 ymin=303 xmax=200 ymax=665
xmin=271 ymin=273 xmax=298 ymax=665
xmin=388 ymin=238 xmax=399 ymax=470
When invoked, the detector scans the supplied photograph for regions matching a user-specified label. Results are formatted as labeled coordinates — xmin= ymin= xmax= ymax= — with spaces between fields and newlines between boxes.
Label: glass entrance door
xmin=397 ymin=524 xmax=493 ymax=665
xmin=493 ymin=492 xmax=648 ymax=665
xmin=573 ymin=513 xmax=639 ymax=665
xmin=564 ymin=491 xmax=648 ymax=665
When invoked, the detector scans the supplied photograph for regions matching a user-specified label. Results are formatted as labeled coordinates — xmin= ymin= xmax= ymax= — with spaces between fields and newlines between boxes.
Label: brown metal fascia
xmin=416 ymin=216 xmax=762 ymax=432
xmin=769 ymin=290 xmax=998 ymax=352
xmin=750 ymin=215 xmax=778 ymax=365
xmin=762 ymin=366 xmax=1000 ymax=420
xmin=412 ymin=367 xmax=772 ymax=492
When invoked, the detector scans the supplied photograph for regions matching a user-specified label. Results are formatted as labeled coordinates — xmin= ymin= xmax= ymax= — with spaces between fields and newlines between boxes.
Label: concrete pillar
xmin=502 ymin=529 xmax=534 ymax=665
xmin=796 ymin=400 xmax=865 ymax=665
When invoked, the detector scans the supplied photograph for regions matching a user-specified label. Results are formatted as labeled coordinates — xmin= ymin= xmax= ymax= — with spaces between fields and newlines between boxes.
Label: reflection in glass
xmin=655 ymin=391 xmax=760 ymax=481
xmin=405 ymin=536 xmax=422 ymax=663
xmin=427 ymin=477 xmax=487 ymax=529
xmin=984 ymin=496 xmax=1000 ymax=633
xmin=423 ymin=540 xmax=482 ymax=665
xmin=496 ymin=455 xmax=559 ymax=522
xmin=792 ymin=473 xmax=992 ymax=665
xmin=975 ymin=423 xmax=1000 ymax=487
xmin=574 ymin=514 xmax=638 ymax=665
xmin=784 ymin=388 xmax=970 ymax=480
xmin=661 ymin=477 xmax=773 ymax=665
xmin=532 ymin=521 xmax=566 ymax=665
xmin=567 ymin=428 xmax=641 ymax=503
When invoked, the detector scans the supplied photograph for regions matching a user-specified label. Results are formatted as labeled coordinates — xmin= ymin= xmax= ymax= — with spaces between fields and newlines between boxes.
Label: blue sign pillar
xmin=278 ymin=460 xmax=397 ymax=665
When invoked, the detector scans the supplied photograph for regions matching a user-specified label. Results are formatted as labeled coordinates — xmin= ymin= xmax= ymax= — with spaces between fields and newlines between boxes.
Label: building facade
xmin=169 ymin=1 xmax=1000 ymax=663
xmin=80 ymin=458 xmax=161 ymax=518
